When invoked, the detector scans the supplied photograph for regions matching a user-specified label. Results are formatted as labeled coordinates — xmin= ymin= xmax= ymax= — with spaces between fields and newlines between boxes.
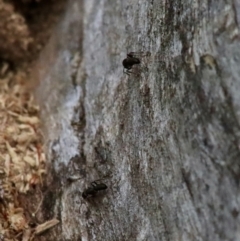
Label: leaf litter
xmin=0 ymin=70 xmax=58 ymax=240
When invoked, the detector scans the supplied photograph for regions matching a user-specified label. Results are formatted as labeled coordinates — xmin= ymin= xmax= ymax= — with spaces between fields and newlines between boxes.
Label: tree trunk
xmin=33 ymin=0 xmax=240 ymax=240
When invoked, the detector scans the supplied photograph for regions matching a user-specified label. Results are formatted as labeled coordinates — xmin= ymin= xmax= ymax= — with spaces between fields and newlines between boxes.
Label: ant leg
xmin=127 ymin=70 xmax=132 ymax=75
xmin=91 ymin=181 xmax=98 ymax=187
xmin=91 ymin=178 xmax=105 ymax=186
xmin=123 ymin=69 xmax=131 ymax=75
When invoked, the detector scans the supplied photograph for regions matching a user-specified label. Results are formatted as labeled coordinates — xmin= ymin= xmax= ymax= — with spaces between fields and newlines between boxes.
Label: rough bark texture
xmin=34 ymin=0 xmax=240 ymax=240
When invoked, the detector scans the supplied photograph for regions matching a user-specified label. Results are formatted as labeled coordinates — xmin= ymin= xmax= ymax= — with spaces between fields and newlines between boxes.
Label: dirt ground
xmin=0 ymin=0 xmax=66 ymax=240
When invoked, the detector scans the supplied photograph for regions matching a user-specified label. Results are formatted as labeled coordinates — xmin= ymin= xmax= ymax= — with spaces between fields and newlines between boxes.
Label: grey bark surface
xmin=34 ymin=0 xmax=240 ymax=240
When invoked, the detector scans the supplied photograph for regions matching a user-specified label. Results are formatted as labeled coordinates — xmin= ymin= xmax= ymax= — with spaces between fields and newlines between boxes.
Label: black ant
xmin=82 ymin=180 xmax=108 ymax=199
xmin=122 ymin=52 xmax=141 ymax=75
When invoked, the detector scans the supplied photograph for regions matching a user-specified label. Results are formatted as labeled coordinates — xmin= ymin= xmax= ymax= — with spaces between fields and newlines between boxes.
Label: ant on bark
xmin=122 ymin=51 xmax=151 ymax=75
xmin=82 ymin=180 xmax=108 ymax=199
xmin=122 ymin=52 xmax=141 ymax=75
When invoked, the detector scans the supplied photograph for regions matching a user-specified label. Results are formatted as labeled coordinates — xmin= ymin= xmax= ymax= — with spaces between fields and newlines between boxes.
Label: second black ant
xmin=82 ymin=180 xmax=108 ymax=199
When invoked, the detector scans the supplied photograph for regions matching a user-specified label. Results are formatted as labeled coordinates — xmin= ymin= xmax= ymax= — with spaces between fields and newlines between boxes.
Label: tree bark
xmin=34 ymin=0 xmax=240 ymax=240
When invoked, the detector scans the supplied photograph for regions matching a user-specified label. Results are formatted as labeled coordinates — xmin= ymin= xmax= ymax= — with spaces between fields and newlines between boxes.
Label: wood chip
xmin=35 ymin=219 xmax=60 ymax=235
xmin=6 ymin=141 xmax=19 ymax=163
xmin=18 ymin=116 xmax=40 ymax=125
xmin=22 ymin=228 xmax=32 ymax=241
